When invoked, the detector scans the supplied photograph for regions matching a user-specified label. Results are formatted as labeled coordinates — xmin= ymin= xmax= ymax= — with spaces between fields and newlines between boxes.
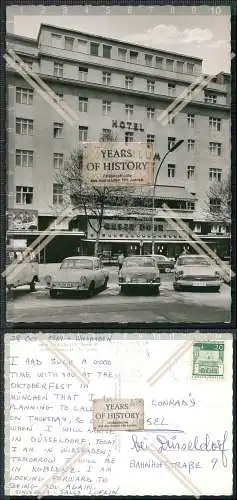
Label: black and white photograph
xmin=5 ymin=4 xmax=232 ymax=324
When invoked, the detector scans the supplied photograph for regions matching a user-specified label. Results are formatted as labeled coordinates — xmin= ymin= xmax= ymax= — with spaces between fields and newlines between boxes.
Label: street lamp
xmin=151 ymin=139 xmax=184 ymax=255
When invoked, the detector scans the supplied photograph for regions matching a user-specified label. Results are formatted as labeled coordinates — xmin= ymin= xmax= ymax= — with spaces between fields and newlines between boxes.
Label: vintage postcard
xmin=5 ymin=332 xmax=233 ymax=496
xmin=5 ymin=4 xmax=232 ymax=324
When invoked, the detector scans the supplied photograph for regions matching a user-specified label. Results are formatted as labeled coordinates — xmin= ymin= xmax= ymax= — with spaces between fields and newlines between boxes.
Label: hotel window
xmin=102 ymin=100 xmax=111 ymax=115
xmin=187 ymin=113 xmax=195 ymax=127
xmin=209 ymin=141 xmax=221 ymax=156
xmin=77 ymin=39 xmax=88 ymax=53
xmin=53 ymin=153 xmax=64 ymax=169
xmin=16 ymin=150 xmax=33 ymax=168
xmin=51 ymin=33 xmax=62 ymax=48
xmin=187 ymin=201 xmax=195 ymax=210
xmin=145 ymin=54 xmax=153 ymax=66
xmin=79 ymin=97 xmax=88 ymax=112
xmin=168 ymin=164 xmax=176 ymax=178
xmin=187 ymin=165 xmax=195 ymax=179
xmin=147 ymin=106 xmax=155 ymax=119
xmin=125 ymin=76 xmax=133 ymax=89
xmin=125 ymin=104 xmax=134 ymax=117
xmin=187 ymin=63 xmax=195 ymax=74
xmin=168 ymin=137 xmax=176 ymax=150
xmin=78 ymin=66 xmax=88 ymax=81
xmin=54 ymin=91 xmax=63 ymax=101
xmin=209 ymin=117 xmax=221 ymax=131
xmin=210 ymin=198 xmax=221 ymax=213
xmin=53 ymin=62 xmax=63 ymax=77
xmin=147 ymin=134 xmax=155 ymax=145
xmin=53 ymin=122 xmax=63 ymax=138
xmin=177 ymin=61 xmax=184 ymax=73
xmin=168 ymin=83 xmax=176 ymax=96
xmin=166 ymin=59 xmax=174 ymax=71
xmin=125 ymin=131 xmax=134 ymax=143
xmin=90 ymin=42 xmax=99 ymax=56
xmin=155 ymin=56 xmax=163 ymax=69
xmin=16 ymin=186 xmax=33 ymax=204
xmin=187 ymin=139 xmax=195 ymax=152
xmin=204 ymin=92 xmax=217 ymax=104
xmin=16 ymin=118 xmax=33 ymax=135
xmin=20 ymin=57 xmax=33 ymax=69
xmin=130 ymin=51 xmax=138 ymax=63
xmin=103 ymin=45 xmax=112 ymax=59
xmin=147 ymin=79 xmax=155 ymax=93
xmin=53 ymin=184 xmax=63 ymax=205
xmin=168 ymin=111 xmax=175 ymax=125
xmin=102 ymin=71 xmax=111 ymax=85
xmin=64 ymin=36 xmax=74 ymax=50
xmin=102 ymin=128 xmax=112 ymax=141
xmin=16 ymin=87 xmax=33 ymax=105
xmin=79 ymin=126 xmax=88 ymax=141
xmin=118 ymin=48 xmax=127 ymax=61
xmin=209 ymin=168 xmax=222 ymax=181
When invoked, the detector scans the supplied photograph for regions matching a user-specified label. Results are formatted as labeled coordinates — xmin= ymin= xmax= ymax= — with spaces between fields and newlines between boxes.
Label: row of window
xmin=51 ymin=32 xmax=197 ymax=75
xmin=15 ymin=184 xmax=221 ymax=213
xmin=14 ymin=119 xmax=223 ymax=155
xmin=15 ymin=149 xmax=223 ymax=182
xmin=15 ymin=76 xmax=219 ymax=104
xmin=15 ymin=88 xmax=223 ymax=129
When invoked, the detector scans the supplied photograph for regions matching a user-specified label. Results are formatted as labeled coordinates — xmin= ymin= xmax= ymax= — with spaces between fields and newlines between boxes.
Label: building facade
xmin=6 ymin=24 xmax=231 ymax=262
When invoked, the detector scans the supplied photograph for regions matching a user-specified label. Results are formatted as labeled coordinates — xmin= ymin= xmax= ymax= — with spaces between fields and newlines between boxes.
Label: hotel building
xmin=6 ymin=24 xmax=231 ymax=262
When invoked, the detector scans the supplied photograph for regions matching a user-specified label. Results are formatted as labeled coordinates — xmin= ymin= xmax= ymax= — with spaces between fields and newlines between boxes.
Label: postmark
xmin=192 ymin=342 xmax=224 ymax=379
xmin=92 ymin=398 xmax=144 ymax=431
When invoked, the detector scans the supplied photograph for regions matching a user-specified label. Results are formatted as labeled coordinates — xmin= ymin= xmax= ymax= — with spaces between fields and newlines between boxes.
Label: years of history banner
xmin=82 ymin=142 xmax=155 ymax=186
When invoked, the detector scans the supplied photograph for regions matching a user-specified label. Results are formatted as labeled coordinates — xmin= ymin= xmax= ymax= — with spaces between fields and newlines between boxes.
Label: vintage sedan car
xmin=173 ymin=254 xmax=222 ymax=292
xmin=147 ymin=254 xmax=176 ymax=272
xmin=48 ymin=256 xmax=109 ymax=298
xmin=118 ymin=256 xmax=160 ymax=295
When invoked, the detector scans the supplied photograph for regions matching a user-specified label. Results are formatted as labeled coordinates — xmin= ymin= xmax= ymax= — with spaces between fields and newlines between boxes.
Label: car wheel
xmin=30 ymin=279 xmax=36 ymax=292
xmin=165 ymin=267 xmax=171 ymax=273
xmin=87 ymin=282 xmax=95 ymax=298
xmin=50 ymin=289 xmax=58 ymax=298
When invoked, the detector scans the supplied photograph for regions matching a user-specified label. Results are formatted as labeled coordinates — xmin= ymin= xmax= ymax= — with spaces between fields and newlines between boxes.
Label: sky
xmin=7 ymin=5 xmax=231 ymax=75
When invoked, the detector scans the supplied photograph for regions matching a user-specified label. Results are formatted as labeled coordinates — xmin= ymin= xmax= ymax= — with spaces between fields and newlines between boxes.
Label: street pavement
xmin=7 ymin=265 xmax=231 ymax=324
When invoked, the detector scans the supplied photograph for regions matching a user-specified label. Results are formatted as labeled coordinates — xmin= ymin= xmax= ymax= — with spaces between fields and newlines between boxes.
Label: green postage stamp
xmin=192 ymin=342 xmax=224 ymax=378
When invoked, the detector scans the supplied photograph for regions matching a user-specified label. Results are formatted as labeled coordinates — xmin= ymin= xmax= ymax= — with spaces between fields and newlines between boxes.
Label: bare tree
xmin=57 ymin=136 xmax=138 ymax=256
xmin=206 ymin=175 xmax=231 ymax=225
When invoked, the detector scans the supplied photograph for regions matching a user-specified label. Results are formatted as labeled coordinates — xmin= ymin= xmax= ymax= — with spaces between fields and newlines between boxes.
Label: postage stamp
xmin=192 ymin=342 xmax=224 ymax=378
xmin=92 ymin=398 xmax=144 ymax=431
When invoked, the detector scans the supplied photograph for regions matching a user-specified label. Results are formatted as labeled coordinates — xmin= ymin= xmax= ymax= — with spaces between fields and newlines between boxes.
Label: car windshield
xmin=60 ymin=259 xmax=93 ymax=270
xmin=178 ymin=256 xmax=210 ymax=266
xmin=124 ymin=257 xmax=156 ymax=268
xmin=156 ymin=255 xmax=166 ymax=261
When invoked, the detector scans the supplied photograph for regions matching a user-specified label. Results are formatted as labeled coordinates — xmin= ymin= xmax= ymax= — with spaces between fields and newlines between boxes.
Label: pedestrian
xmin=118 ymin=252 xmax=125 ymax=271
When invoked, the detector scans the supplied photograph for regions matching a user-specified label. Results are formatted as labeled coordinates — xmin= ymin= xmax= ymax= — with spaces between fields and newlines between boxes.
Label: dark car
xmin=147 ymin=254 xmax=175 ymax=272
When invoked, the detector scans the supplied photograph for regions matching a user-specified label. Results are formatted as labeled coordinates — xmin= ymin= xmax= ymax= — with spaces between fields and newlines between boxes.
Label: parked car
xmin=148 ymin=254 xmax=176 ymax=272
xmin=48 ymin=256 xmax=109 ymax=298
xmin=6 ymin=244 xmax=39 ymax=293
xmin=118 ymin=256 xmax=160 ymax=295
xmin=173 ymin=254 xmax=222 ymax=292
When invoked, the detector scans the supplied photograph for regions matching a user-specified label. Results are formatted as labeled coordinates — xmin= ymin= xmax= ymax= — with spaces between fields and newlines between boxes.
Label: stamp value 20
xmin=192 ymin=342 xmax=224 ymax=378
xmin=93 ymin=398 xmax=144 ymax=431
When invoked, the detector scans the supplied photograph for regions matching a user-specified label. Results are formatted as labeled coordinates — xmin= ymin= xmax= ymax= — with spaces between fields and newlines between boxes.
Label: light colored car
xmin=173 ymin=254 xmax=222 ymax=292
xmin=48 ymin=256 xmax=109 ymax=298
xmin=6 ymin=244 xmax=39 ymax=293
xmin=119 ymin=256 xmax=160 ymax=295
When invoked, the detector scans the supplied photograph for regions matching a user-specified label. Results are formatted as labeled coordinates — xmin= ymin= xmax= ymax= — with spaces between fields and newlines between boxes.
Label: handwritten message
xmin=5 ymin=333 xmax=233 ymax=496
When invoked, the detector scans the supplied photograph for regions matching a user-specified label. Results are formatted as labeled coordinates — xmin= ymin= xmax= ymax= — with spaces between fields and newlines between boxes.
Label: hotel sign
xmin=112 ymin=120 xmax=144 ymax=131
xmin=8 ymin=209 xmax=38 ymax=231
xmin=82 ymin=142 xmax=154 ymax=186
